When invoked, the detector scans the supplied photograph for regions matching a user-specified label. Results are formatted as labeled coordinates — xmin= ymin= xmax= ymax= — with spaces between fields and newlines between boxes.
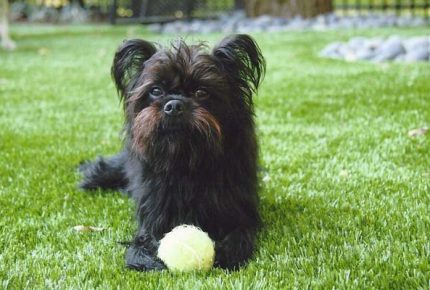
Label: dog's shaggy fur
xmin=79 ymin=34 xmax=265 ymax=271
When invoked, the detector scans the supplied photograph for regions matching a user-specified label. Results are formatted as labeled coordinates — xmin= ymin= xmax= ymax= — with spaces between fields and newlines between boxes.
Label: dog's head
xmin=111 ymin=34 xmax=265 ymax=170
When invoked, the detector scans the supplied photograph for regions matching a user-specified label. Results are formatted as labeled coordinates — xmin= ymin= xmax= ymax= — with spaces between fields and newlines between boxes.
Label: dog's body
xmin=79 ymin=35 xmax=265 ymax=271
xmin=0 ymin=0 xmax=15 ymax=50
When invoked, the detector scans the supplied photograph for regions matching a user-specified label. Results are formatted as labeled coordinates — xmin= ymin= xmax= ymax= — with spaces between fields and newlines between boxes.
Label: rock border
xmin=148 ymin=12 xmax=429 ymax=34
xmin=320 ymin=36 xmax=430 ymax=62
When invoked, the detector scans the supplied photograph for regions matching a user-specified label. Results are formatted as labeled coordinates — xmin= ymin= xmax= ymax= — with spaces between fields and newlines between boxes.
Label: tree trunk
xmin=244 ymin=0 xmax=333 ymax=18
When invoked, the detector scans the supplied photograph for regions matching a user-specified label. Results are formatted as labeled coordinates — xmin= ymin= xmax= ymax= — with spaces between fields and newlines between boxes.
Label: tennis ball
xmin=157 ymin=225 xmax=215 ymax=272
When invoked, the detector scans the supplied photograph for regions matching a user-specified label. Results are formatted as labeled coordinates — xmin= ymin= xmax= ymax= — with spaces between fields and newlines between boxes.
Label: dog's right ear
xmin=111 ymin=39 xmax=157 ymax=100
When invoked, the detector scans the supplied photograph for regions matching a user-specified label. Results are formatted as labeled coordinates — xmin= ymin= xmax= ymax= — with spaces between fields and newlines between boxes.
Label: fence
xmin=9 ymin=0 xmax=430 ymax=23
xmin=110 ymin=0 xmax=234 ymax=24
xmin=334 ymin=0 xmax=430 ymax=17
xmin=110 ymin=0 xmax=430 ymax=23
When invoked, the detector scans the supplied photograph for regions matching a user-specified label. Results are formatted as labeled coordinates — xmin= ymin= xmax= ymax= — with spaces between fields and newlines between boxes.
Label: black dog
xmin=79 ymin=34 xmax=265 ymax=271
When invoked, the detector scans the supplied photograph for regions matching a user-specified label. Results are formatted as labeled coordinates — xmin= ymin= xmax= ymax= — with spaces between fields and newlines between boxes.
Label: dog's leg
xmin=78 ymin=151 xmax=129 ymax=191
xmin=214 ymin=228 xmax=257 ymax=270
xmin=0 ymin=0 xmax=16 ymax=50
xmin=125 ymin=231 xmax=166 ymax=271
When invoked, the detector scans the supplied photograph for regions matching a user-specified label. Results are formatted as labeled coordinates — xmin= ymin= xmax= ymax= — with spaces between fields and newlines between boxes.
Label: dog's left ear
xmin=111 ymin=39 xmax=157 ymax=101
xmin=213 ymin=34 xmax=266 ymax=103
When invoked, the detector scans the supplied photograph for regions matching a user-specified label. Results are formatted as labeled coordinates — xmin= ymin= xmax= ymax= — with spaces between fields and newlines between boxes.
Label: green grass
xmin=1 ymin=24 xmax=430 ymax=289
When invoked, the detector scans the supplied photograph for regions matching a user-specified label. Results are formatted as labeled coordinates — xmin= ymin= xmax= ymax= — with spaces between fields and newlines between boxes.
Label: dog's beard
xmin=131 ymin=104 xmax=223 ymax=172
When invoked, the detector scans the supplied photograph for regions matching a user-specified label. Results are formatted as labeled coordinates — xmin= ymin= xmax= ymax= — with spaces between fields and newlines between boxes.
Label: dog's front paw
xmin=125 ymin=245 xmax=165 ymax=271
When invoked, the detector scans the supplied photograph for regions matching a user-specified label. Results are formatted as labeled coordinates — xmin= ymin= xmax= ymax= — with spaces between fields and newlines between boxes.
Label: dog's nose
xmin=164 ymin=100 xmax=184 ymax=116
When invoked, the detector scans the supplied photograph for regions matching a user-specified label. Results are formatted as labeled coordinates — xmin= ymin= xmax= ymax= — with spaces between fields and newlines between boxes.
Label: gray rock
xmin=199 ymin=21 xmax=220 ymax=34
xmin=267 ymin=25 xmax=287 ymax=32
xmin=364 ymin=37 xmax=385 ymax=51
xmin=348 ymin=37 xmax=367 ymax=50
xmin=10 ymin=2 xmax=32 ymax=21
xmin=271 ymin=17 xmax=288 ymax=26
xmin=219 ymin=10 xmax=246 ymax=24
xmin=355 ymin=47 xmax=377 ymax=60
xmin=320 ymin=42 xmax=343 ymax=58
xmin=28 ymin=6 xmax=59 ymax=22
xmin=145 ymin=13 xmax=429 ymax=35
xmin=162 ymin=21 xmax=184 ymax=34
xmin=325 ymin=13 xmax=338 ymax=25
xmin=337 ymin=18 xmax=355 ymax=29
xmin=253 ymin=15 xmax=274 ymax=29
xmin=221 ymin=22 xmax=237 ymax=34
xmin=236 ymin=21 xmax=254 ymax=33
xmin=147 ymin=23 xmax=163 ymax=33
xmin=373 ymin=37 xmax=405 ymax=61
xmin=189 ymin=20 xmax=205 ymax=33
xmin=312 ymin=23 xmax=328 ymax=31
xmin=220 ymin=12 xmax=245 ymax=33
xmin=410 ymin=17 xmax=427 ymax=27
xmin=321 ymin=35 xmax=429 ymax=63
xmin=403 ymin=36 xmax=429 ymax=52
xmin=404 ymin=48 xmax=430 ymax=62
xmin=314 ymin=15 xmax=327 ymax=25
xmin=287 ymin=16 xmax=309 ymax=29
xmin=325 ymin=50 xmax=343 ymax=59
xmin=337 ymin=43 xmax=353 ymax=57
xmin=396 ymin=17 xmax=424 ymax=27
xmin=59 ymin=4 xmax=89 ymax=23
xmin=394 ymin=54 xmax=406 ymax=62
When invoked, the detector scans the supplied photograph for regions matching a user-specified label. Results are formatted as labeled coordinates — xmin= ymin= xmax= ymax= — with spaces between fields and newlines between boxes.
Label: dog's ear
xmin=111 ymin=39 xmax=157 ymax=100
xmin=213 ymin=34 xmax=265 ymax=104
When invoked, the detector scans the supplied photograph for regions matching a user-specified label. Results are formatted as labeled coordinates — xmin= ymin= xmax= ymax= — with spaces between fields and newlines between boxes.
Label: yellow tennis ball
xmin=157 ymin=225 xmax=215 ymax=272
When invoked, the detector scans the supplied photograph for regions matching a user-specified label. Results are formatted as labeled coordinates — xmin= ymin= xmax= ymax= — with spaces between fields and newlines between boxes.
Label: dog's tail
xmin=78 ymin=151 xmax=128 ymax=191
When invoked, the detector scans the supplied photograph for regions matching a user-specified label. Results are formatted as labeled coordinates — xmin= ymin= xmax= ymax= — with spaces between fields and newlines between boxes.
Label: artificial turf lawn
xmin=1 ymin=25 xmax=429 ymax=289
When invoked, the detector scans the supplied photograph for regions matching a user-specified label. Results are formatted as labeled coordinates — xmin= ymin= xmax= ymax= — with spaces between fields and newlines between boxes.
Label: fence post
xmin=342 ymin=0 xmax=347 ymax=16
xmin=395 ymin=0 xmax=400 ymax=16
xmin=426 ymin=0 xmax=430 ymax=20
xmin=185 ymin=0 xmax=195 ymax=20
xmin=109 ymin=0 xmax=117 ymax=24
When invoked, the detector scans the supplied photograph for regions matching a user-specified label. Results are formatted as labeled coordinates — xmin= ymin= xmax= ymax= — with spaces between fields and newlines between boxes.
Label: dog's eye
xmin=150 ymin=87 xmax=163 ymax=98
xmin=195 ymin=89 xmax=208 ymax=99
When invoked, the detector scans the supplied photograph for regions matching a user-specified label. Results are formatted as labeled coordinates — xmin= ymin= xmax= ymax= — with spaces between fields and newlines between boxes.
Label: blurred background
xmin=6 ymin=0 xmax=430 ymax=26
